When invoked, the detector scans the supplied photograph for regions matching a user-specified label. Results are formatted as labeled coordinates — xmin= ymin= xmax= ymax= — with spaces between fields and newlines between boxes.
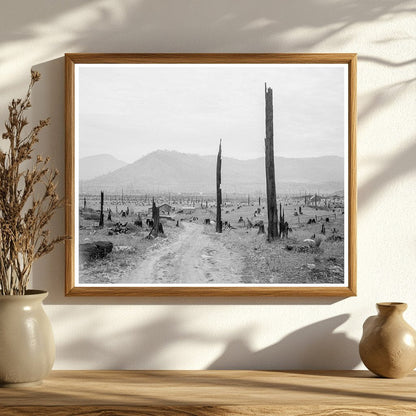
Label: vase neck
xmin=377 ymin=302 xmax=407 ymax=316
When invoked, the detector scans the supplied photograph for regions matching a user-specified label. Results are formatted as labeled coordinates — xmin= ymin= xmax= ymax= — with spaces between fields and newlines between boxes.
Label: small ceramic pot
xmin=0 ymin=290 xmax=55 ymax=387
xmin=359 ymin=302 xmax=416 ymax=378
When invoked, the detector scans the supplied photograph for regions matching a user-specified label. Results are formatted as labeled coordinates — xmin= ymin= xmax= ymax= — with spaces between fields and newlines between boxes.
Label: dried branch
xmin=0 ymin=71 xmax=66 ymax=295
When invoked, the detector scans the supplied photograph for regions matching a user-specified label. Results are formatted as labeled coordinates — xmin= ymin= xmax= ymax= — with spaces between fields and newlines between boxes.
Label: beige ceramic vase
xmin=359 ymin=302 xmax=416 ymax=378
xmin=0 ymin=290 xmax=55 ymax=387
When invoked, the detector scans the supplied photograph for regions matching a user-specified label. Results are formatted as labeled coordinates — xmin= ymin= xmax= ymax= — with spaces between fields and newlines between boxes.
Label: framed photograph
xmin=65 ymin=53 xmax=356 ymax=296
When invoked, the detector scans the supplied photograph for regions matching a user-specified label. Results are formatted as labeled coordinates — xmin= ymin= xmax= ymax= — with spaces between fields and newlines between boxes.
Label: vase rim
xmin=0 ymin=290 xmax=48 ymax=301
xmin=377 ymin=302 xmax=407 ymax=312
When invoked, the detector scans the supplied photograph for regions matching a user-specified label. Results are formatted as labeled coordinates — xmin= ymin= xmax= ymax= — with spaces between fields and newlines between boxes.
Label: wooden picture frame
xmin=65 ymin=53 xmax=356 ymax=296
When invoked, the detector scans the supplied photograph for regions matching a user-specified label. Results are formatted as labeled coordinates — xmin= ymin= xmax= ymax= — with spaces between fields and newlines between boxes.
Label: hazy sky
xmin=77 ymin=63 xmax=346 ymax=163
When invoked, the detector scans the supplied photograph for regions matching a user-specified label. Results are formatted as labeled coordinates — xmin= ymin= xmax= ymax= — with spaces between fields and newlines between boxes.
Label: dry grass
xmin=79 ymin=211 xmax=181 ymax=284
xmin=78 ymin=198 xmax=345 ymax=285
xmin=213 ymin=204 xmax=345 ymax=284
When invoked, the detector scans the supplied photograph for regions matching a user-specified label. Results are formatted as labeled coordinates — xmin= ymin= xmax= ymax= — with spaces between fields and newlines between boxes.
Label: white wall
xmin=0 ymin=0 xmax=415 ymax=370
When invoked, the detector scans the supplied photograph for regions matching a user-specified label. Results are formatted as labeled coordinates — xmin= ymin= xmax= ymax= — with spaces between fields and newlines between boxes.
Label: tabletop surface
xmin=1 ymin=370 xmax=415 ymax=415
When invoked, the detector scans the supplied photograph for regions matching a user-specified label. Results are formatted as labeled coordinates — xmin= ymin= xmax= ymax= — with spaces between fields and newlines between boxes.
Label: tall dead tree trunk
xmin=216 ymin=139 xmax=222 ymax=233
xmin=264 ymin=83 xmax=278 ymax=241
xmin=99 ymin=191 xmax=104 ymax=227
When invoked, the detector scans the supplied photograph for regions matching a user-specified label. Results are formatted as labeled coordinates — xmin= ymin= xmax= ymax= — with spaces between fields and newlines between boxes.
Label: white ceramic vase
xmin=0 ymin=290 xmax=55 ymax=387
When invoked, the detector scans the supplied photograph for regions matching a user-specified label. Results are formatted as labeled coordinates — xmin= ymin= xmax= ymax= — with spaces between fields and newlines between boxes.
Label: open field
xmin=78 ymin=194 xmax=345 ymax=285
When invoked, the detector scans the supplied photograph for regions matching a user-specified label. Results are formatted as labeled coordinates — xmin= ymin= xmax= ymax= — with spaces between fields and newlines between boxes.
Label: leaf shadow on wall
xmin=59 ymin=0 xmax=414 ymax=53
xmin=358 ymin=78 xmax=415 ymax=127
xmin=0 ymin=0 xmax=413 ymax=98
xmin=207 ymin=314 xmax=360 ymax=370
xmin=358 ymin=139 xmax=416 ymax=210
xmin=53 ymin=308 xmax=359 ymax=370
xmin=54 ymin=312 xmax=214 ymax=369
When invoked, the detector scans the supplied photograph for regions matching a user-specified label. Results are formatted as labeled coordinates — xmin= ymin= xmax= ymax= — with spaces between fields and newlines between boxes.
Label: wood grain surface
xmin=1 ymin=370 xmax=415 ymax=415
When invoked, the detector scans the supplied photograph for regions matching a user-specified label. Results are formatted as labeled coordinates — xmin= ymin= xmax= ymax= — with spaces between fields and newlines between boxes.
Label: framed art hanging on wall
xmin=65 ymin=53 xmax=356 ymax=296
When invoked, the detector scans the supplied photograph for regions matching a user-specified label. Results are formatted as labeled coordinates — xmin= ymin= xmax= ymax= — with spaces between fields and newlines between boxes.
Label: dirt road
xmin=123 ymin=222 xmax=244 ymax=284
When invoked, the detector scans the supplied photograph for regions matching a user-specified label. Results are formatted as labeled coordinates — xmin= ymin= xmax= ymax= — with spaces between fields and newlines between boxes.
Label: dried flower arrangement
xmin=0 ymin=71 xmax=65 ymax=295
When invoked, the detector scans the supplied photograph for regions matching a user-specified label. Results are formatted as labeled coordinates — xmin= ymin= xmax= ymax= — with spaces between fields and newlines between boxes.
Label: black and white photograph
xmin=66 ymin=54 xmax=356 ymax=295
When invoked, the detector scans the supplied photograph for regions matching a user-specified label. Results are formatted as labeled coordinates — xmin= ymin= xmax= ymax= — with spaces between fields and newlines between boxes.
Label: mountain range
xmin=79 ymin=154 xmax=127 ymax=181
xmin=79 ymin=150 xmax=344 ymax=195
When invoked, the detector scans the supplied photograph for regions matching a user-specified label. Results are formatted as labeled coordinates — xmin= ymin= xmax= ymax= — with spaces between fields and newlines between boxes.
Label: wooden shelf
xmin=1 ymin=370 xmax=415 ymax=415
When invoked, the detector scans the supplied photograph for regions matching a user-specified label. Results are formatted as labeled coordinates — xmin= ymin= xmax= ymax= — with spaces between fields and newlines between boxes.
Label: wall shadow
xmin=1 ymin=0 xmax=413 ymax=54
xmin=53 ymin=310 xmax=359 ymax=370
xmin=207 ymin=314 xmax=360 ymax=370
xmin=54 ymin=310 xmax=215 ymax=369
xmin=358 ymin=138 xmax=416 ymax=210
xmin=358 ymin=78 xmax=416 ymax=126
